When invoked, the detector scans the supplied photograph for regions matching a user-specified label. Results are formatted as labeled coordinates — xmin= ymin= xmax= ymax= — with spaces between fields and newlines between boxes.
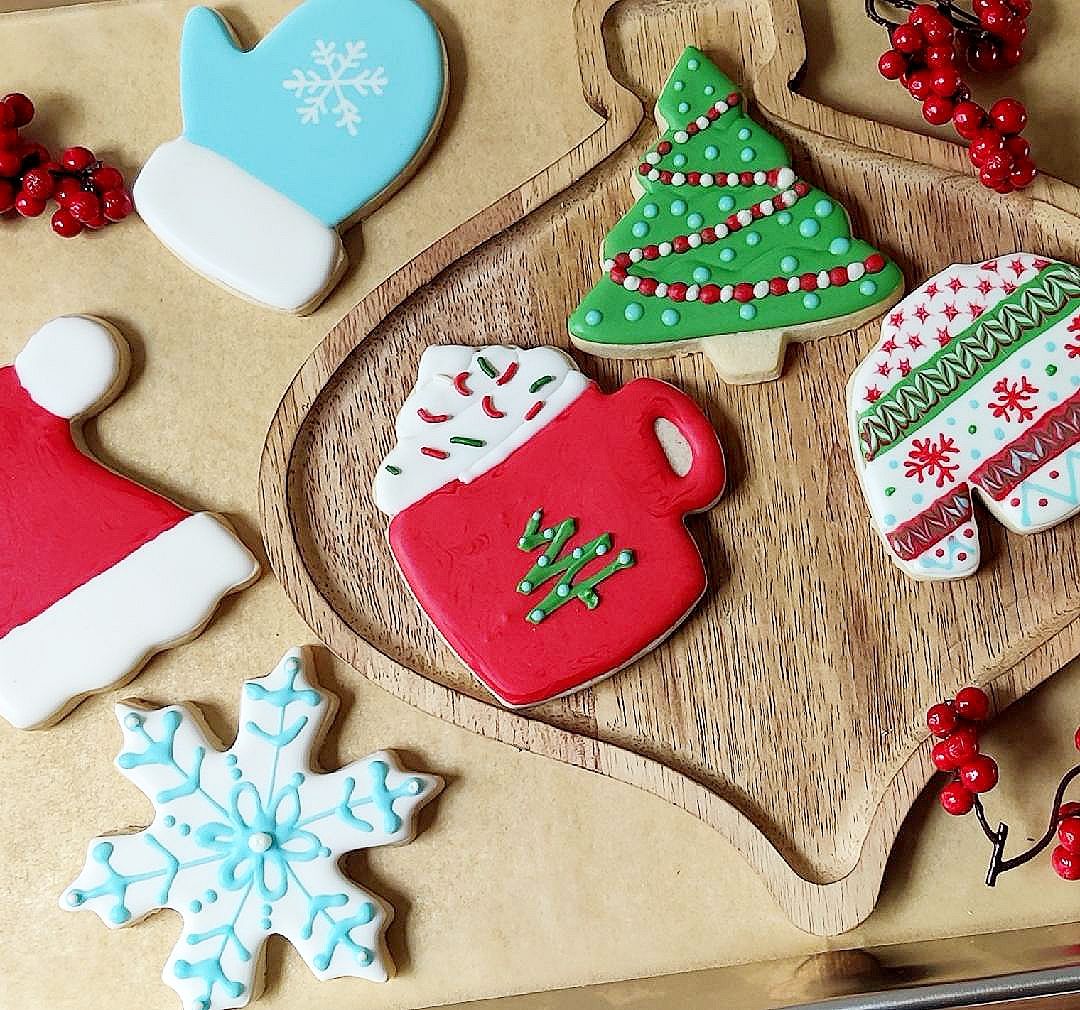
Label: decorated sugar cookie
xmin=0 ymin=316 xmax=259 ymax=730
xmin=135 ymin=0 xmax=447 ymax=314
xmin=848 ymin=253 xmax=1080 ymax=580
xmin=62 ymin=647 xmax=443 ymax=1010
xmin=375 ymin=345 xmax=726 ymax=707
xmin=568 ymin=47 xmax=904 ymax=384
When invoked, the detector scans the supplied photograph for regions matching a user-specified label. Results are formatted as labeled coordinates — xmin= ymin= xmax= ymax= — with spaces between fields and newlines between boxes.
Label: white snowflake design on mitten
xmin=61 ymin=648 xmax=443 ymax=1010
xmin=282 ymin=40 xmax=389 ymax=134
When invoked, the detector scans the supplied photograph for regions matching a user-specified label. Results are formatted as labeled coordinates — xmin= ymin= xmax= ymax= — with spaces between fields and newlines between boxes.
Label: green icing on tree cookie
xmin=568 ymin=46 xmax=903 ymax=380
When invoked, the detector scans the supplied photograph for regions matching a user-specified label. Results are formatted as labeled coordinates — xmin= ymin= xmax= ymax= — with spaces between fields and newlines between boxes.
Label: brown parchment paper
xmin=1 ymin=2 xmax=1080 ymax=1009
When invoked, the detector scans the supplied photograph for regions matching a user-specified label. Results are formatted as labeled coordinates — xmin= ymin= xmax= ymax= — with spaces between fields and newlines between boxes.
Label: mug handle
xmin=615 ymin=378 xmax=727 ymax=517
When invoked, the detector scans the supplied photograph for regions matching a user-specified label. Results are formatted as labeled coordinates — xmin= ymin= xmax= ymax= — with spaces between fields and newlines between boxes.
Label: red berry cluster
xmin=1050 ymin=728 xmax=1080 ymax=880
xmin=927 ymin=685 xmax=998 ymax=815
xmin=0 ymin=93 xmax=133 ymax=238
xmin=875 ymin=3 xmax=1035 ymax=193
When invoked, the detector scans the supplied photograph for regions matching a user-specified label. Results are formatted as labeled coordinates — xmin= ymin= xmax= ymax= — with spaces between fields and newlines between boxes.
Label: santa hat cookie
xmin=134 ymin=0 xmax=447 ymax=314
xmin=848 ymin=253 xmax=1080 ymax=580
xmin=0 ymin=316 xmax=259 ymax=729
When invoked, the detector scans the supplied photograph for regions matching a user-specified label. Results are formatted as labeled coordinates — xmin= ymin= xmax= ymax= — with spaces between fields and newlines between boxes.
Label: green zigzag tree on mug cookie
xmin=569 ymin=47 xmax=905 ymax=384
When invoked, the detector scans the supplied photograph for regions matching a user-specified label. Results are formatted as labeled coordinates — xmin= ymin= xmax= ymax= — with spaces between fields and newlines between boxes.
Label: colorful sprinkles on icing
xmin=568 ymin=45 xmax=902 ymax=358
xmin=61 ymin=648 xmax=443 ymax=1010
xmin=848 ymin=253 xmax=1080 ymax=580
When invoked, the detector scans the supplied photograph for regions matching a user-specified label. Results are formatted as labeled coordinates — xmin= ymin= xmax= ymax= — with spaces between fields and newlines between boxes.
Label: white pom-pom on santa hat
xmin=14 ymin=316 xmax=126 ymax=419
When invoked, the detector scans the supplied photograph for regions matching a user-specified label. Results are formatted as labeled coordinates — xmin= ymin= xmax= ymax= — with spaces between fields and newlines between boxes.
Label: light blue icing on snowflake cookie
xmin=134 ymin=0 xmax=447 ymax=313
xmin=61 ymin=647 xmax=444 ymax=1010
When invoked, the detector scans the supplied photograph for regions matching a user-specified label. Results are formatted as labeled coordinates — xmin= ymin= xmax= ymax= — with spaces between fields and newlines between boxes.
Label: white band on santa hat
xmin=14 ymin=315 xmax=124 ymax=419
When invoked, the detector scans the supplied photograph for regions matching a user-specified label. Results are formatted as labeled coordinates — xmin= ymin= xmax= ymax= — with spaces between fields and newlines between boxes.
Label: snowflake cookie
xmin=848 ymin=253 xmax=1080 ymax=580
xmin=135 ymin=0 xmax=447 ymax=313
xmin=61 ymin=647 xmax=443 ymax=1010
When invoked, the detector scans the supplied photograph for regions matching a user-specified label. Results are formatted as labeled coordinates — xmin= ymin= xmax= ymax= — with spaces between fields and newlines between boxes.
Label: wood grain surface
xmin=260 ymin=0 xmax=1080 ymax=935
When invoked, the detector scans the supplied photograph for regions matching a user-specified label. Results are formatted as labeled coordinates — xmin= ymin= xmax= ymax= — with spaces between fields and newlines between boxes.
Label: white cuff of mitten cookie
xmin=134 ymin=137 xmax=343 ymax=313
xmin=0 ymin=513 xmax=258 ymax=730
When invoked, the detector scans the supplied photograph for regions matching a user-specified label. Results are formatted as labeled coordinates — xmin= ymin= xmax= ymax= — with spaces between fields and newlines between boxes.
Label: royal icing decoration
xmin=376 ymin=345 xmax=726 ymax=707
xmin=134 ymin=0 xmax=447 ymax=314
xmin=848 ymin=253 xmax=1080 ymax=579
xmin=61 ymin=647 xmax=443 ymax=1010
xmin=568 ymin=46 xmax=904 ymax=384
xmin=0 ymin=316 xmax=259 ymax=730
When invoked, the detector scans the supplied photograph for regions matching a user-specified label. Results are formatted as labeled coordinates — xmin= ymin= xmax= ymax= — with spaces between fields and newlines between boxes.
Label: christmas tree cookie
xmin=0 ymin=316 xmax=259 ymax=729
xmin=375 ymin=345 xmax=726 ymax=707
xmin=62 ymin=647 xmax=443 ymax=1010
xmin=848 ymin=253 xmax=1080 ymax=580
xmin=569 ymin=47 xmax=904 ymax=384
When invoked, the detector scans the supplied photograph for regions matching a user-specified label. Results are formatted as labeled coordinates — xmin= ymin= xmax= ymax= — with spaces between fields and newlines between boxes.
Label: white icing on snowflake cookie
xmin=135 ymin=0 xmax=447 ymax=314
xmin=0 ymin=316 xmax=259 ymax=730
xmin=61 ymin=647 xmax=443 ymax=1010
xmin=848 ymin=253 xmax=1080 ymax=579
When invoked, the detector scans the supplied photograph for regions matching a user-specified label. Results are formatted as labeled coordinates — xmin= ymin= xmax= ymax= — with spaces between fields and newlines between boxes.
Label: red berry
xmin=982 ymin=6 xmax=1015 ymax=33
xmin=91 ymin=164 xmax=124 ymax=192
xmin=102 ymin=188 xmax=133 ymax=222
xmin=0 ymin=150 xmax=20 ymax=177
xmin=930 ymin=67 xmax=961 ymax=97
xmin=878 ymin=50 xmax=907 ymax=80
xmin=1 ymin=92 xmax=34 ymax=128
xmin=954 ymin=686 xmax=992 ymax=721
xmin=990 ymin=97 xmax=1027 ymax=135
xmin=82 ymin=210 xmax=106 ymax=230
xmin=924 ymin=43 xmax=957 ymax=68
xmin=1059 ymin=817 xmax=1080 ymax=855
xmin=940 ymin=781 xmax=975 ymax=815
xmin=0 ymin=103 xmax=13 ymax=130
xmin=60 ymin=146 xmax=95 ymax=172
xmin=959 ymin=755 xmax=999 ymax=793
xmin=14 ymin=190 xmax=45 ymax=217
xmin=969 ymin=128 xmax=1005 ymax=167
xmin=53 ymin=177 xmax=82 ymax=207
xmin=923 ymin=96 xmax=955 ymax=126
xmin=1052 ymin=845 xmax=1080 ymax=881
xmin=50 ymin=207 xmax=82 ymax=238
xmin=18 ymin=141 xmax=49 ymax=171
xmin=1076 ymin=726 xmax=1080 ymax=753
xmin=931 ymin=739 xmax=960 ymax=771
xmin=1009 ymin=156 xmax=1037 ymax=188
xmin=1009 ymin=0 xmax=1032 ymax=14
xmin=0 ymin=128 xmax=19 ymax=152
xmin=945 ymin=724 xmax=980 ymax=765
xmin=1061 ymin=802 xmax=1080 ymax=820
xmin=892 ymin=24 xmax=924 ymax=55
xmin=20 ymin=165 xmax=55 ymax=200
xmin=909 ymin=4 xmax=939 ymax=28
xmin=1001 ymin=43 xmax=1024 ymax=67
xmin=968 ymin=37 xmax=1002 ymax=73
xmin=927 ymin=702 xmax=959 ymax=737
xmin=0 ymin=178 xmax=14 ymax=213
xmin=907 ymin=70 xmax=936 ymax=102
xmin=67 ymin=190 xmax=101 ymax=224
xmin=952 ymin=101 xmax=986 ymax=139
xmin=923 ymin=17 xmax=954 ymax=45
xmin=1005 ymin=135 xmax=1031 ymax=159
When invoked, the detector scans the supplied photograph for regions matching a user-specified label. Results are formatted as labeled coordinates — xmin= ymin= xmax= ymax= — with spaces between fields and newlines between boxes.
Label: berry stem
xmin=974 ymin=763 xmax=1080 ymax=886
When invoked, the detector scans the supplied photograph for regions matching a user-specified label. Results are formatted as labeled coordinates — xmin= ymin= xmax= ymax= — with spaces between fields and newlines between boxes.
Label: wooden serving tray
xmin=260 ymin=0 xmax=1080 ymax=934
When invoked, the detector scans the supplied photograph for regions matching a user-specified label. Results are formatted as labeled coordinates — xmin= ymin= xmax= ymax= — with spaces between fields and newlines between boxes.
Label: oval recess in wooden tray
xmin=261 ymin=0 xmax=1080 ymax=935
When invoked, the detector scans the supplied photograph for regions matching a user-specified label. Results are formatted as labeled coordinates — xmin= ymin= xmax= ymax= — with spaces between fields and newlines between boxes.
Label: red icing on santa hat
xmin=0 ymin=316 xmax=259 ymax=729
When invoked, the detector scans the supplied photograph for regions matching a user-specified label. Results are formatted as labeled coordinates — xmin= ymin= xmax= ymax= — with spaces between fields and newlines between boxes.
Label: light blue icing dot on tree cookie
xmin=670 ymin=198 xmax=687 ymax=215
xmin=642 ymin=202 xmax=659 ymax=219
xmin=739 ymin=303 xmax=757 ymax=320
xmin=745 ymin=230 xmax=761 ymax=246
xmin=673 ymin=153 xmax=687 ymax=167
xmin=799 ymin=218 xmax=820 ymax=238
xmin=717 ymin=194 xmax=735 ymax=211
xmin=705 ymin=145 xmax=719 ymax=160
xmin=815 ymin=199 xmax=835 ymax=217
xmin=624 ymin=302 xmax=644 ymax=321
xmin=803 ymin=292 xmax=821 ymax=309
xmin=719 ymin=247 xmax=736 ymax=262
xmin=738 ymin=127 xmax=752 ymax=140
xmin=687 ymin=212 xmax=704 ymax=229
xmin=704 ymin=84 xmax=715 ymax=96
xmin=687 ymin=57 xmax=700 ymax=70
xmin=693 ymin=266 xmax=711 ymax=283
xmin=829 ymin=236 xmax=851 ymax=255
xmin=584 ymin=309 xmax=603 ymax=326
xmin=631 ymin=221 xmax=649 ymax=238
xmin=678 ymin=101 xmax=690 ymax=114
xmin=776 ymin=211 xmax=793 ymax=225
xmin=859 ymin=279 xmax=877 ymax=296
xmin=780 ymin=255 xmax=799 ymax=273
xmin=661 ymin=308 xmax=681 ymax=326
xmin=673 ymin=79 xmax=685 ymax=91
xmin=740 ymin=147 xmax=756 ymax=162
